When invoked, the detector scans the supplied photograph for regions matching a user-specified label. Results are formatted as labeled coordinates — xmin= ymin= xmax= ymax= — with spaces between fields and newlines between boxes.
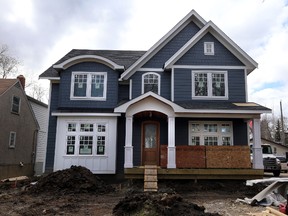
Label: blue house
xmin=40 ymin=10 xmax=270 ymax=179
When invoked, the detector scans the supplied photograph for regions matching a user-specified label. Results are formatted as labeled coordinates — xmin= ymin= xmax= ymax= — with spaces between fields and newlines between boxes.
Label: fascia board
xmin=164 ymin=21 xmax=258 ymax=73
xmin=119 ymin=10 xmax=207 ymax=81
xmin=53 ymin=55 xmax=124 ymax=70
xmin=39 ymin=77 xmax=60 ymax=80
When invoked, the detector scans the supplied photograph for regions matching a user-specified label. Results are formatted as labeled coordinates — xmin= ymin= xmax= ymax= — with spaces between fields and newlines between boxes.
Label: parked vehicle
xmin=250 ymin=144 xmax=281 ymax=177
xmin=276 ymin=156 xmax=288 ymax=173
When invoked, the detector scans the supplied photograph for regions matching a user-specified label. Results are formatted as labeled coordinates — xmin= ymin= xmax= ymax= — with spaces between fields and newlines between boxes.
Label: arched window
xmin=142 ymin=72 xmax=160 ymax=94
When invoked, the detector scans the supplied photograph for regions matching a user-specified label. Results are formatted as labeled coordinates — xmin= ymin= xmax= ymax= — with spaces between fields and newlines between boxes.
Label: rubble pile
xmin=113 ymin=193 xmax=221 ymax=216
xmin=28 ymin=166 xmax=113 ymax=195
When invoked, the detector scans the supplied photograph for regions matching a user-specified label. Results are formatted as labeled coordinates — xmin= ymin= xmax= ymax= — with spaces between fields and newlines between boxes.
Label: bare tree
xmin=28 ymin=83 xmax=47 ymax=102
xmin=0 ymin=44 xmax=20 ymax=78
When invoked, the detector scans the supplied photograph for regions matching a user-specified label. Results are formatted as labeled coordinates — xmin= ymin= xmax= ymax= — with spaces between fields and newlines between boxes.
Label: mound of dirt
xmin=28 ymin=166 xmax=114 ymax=195
xmin=113 ymin=193 xmax=221 ymax=216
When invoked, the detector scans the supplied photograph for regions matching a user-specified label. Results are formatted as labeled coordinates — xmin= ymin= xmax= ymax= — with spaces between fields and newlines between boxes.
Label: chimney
xmin=17 ymin=75 xmax=25 ymax=90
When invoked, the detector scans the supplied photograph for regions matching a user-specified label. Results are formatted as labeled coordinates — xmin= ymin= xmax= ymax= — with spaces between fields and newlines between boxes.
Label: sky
xmin=0 ymin=0 xmax=287 ymax=119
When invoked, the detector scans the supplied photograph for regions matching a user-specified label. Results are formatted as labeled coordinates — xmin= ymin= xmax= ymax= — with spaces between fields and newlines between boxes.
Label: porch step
xmin=144 ymin=165 xmax=158 ymax=192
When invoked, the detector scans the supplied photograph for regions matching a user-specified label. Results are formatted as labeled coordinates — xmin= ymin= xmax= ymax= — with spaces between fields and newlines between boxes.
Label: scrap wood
xmin=261 ymin=207 xmax=287 ymax=216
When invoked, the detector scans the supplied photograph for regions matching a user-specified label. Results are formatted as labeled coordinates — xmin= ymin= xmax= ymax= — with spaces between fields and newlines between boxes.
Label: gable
xmin=142 ymin=22 xmax=201 ymax=68
xmin=0 ymin=79 xmax=18 ymax=96
xmin=164 ymin=21 xmax=257 ymax=74
xmin=175 ymin=32 xmax=244 ymax=66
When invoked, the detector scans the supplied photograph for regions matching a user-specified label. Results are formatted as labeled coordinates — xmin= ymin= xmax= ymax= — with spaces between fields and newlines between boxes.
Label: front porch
xmin=125 ymin=167 xmax=264 ymax=180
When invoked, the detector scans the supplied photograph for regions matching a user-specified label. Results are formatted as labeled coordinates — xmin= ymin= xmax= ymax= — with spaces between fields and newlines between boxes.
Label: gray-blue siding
xmin=176 ymin=32 xmax=244 ymax=66
xmin=174 ymin=68 xmax=246 ymax=102
xmin=58 ymin=62 xmax=119 ymax=109
xmin=130 ymin=71 xmax=171 ymax=99
xmin=143 ymin=22 xmax=200 ymax=68
xmin=45 ymin=83 xmax=59 ymax=173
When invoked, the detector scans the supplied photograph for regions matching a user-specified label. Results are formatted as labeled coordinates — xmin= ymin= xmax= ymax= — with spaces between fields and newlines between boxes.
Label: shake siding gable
xmin=143 ymin=22 xmax=200 ymax=68
xmin=58 ymin=62 xmax=118 ymax=109
xmin=175 ymin=33 xmax=244 ymax=66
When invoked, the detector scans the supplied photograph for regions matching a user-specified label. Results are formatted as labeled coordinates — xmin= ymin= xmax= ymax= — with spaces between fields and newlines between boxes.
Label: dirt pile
xmin=28 ymin=166 xmax=114 ymax=195
xmin=113 ymin=193 xmax=221 ymax=216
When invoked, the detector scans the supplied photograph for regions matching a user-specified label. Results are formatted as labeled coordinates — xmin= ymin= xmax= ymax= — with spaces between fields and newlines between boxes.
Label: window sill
xmin=192 ymin=96 xmax=228 ymax=100
xmin=63 ymin=155 xmax=108 ymax=157
xmin=70 ymin=97 xmax=106 ymax=101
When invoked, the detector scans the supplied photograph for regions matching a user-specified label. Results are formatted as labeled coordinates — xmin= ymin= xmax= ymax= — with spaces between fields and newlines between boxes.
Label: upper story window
xmin=71 ymin=72 xmax=107 ymax=100
xmin=9 ymin=131 xmax=16 ymax=148
xmin=192 ymin=70 xmax=228 ymax=99
xmin=142 ymin=72 xmax=160 ymax=94
xmin=11 ymin=96 xmax=21 ymax=114
xmin=204 ymin=42 xmax=214 ymax=55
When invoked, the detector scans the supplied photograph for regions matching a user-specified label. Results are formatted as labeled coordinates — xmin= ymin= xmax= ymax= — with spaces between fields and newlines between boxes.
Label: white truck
xmin=250 ymin=144 xmax=281 ymax=177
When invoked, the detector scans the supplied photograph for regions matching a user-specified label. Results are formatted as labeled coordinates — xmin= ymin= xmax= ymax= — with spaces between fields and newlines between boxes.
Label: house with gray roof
xmin=40 ymin=10 xmax=270 ymax=180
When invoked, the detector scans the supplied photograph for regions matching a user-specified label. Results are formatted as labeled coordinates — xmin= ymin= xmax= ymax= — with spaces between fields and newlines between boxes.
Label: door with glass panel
xmin=142 ymin=122 xmax=159 ymax=165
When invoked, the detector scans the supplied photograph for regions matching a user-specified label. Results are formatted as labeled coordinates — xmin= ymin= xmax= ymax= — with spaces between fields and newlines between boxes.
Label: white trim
xmin=171 ymin=65 xmax=246 ymax=70
xmin=252 ymin=118 xmax=264 ymax=169
xmin=137 ymin=68 xmax=164 ymax=72
xmin=52 ymin=112 xmax=121 ymax=117
xmin=171 ymin=68 xmax=174 ymax=101
xmin=114 ymin=91 xmax=270 ymax=115
xmin=164 ymin=21 xmax=258 ymax=74
xmin=53 ymin=55 xmax=124 ymax=70
xmin=188 ymin=121 xmax=233 ymax=146
xmin=70 ymin=72 xmax=107 ymax=101
xmin=191 ymin=70 xmax=228 ymax=100
xmin=129 ymin=79 xmax=132 ymax=100
xmin=119 ymin=10 xmax=207 ymax=80
xmin=141 ymin=72 xmax=161 ymax=95
xmin=39 ymin=77 xmax=61 ymax=80
xmin=167 ymin=117 xmax=176 ymax=168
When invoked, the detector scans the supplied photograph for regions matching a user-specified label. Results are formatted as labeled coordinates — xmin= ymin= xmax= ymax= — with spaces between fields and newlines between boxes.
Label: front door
xmin=142 ymin=121 xmax=159 ymax=165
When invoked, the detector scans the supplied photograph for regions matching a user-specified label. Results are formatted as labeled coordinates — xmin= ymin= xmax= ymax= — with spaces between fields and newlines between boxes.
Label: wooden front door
xmin=142 ymin=121 xmax=159 ymax=165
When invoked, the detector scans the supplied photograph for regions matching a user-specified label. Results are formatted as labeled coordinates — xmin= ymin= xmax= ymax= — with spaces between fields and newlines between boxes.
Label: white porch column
xmin=167 ymin=116 xmax=176 ymax=168
xmin=252 ymin=118 xmax=264 ymax=169
xmin=124 ymin=116 xmax=133 ymax=168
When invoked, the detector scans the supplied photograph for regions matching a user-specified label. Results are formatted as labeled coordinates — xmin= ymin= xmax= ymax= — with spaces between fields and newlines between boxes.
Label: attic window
xmin=204 ymin=42 xmax=214 ymax=55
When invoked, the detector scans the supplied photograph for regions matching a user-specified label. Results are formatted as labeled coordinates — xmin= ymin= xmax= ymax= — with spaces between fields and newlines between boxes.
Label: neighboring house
xmin=0 ymin=76 xmax=39 ymax=179
xmin=260 ymin=138 xmax=288 ymax=157
xmin=27 ymin=96 xmax=48 ymax=176
xmin=40 ymin=10 xmax=270 ymax=179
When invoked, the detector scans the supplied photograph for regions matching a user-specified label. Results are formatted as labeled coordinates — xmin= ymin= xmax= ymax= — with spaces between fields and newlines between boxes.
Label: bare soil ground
xmin=0 ymin=166 xmax=274 ymax=216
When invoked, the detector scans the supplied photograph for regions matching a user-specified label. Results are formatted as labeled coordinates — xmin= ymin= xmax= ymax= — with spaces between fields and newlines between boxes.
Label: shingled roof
xmin=0 ymin=79 xmax=18 ymax=96
xmin=39 ymin=49 xmax=146 ymax=79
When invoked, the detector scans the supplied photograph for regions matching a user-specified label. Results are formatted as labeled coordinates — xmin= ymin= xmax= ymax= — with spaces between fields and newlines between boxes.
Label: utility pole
xmin=280 ymin=100 xmax=286 ymax=145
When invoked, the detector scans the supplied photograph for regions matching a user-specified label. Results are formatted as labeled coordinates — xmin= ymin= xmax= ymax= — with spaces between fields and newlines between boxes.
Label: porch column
xmin=252 ymin=118 xmax=264 ymax=169
xmin=167 ymin=116 xmax=176 ymax=168
xmin=124 ymin=115 xmax=133 ymax=168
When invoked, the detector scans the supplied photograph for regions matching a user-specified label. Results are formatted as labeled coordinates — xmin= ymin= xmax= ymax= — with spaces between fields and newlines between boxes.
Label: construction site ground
xmin=0 ymin=166 xmax=280 ymax=216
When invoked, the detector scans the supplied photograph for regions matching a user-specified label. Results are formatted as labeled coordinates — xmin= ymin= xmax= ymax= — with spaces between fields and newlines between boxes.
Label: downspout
xmin=32 ymin=129 xmax=38 ymax=175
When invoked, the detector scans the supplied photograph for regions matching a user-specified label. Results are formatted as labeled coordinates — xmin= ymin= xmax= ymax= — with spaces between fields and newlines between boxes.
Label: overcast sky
xmin=1 ymin=0 xmax=287 ymax=119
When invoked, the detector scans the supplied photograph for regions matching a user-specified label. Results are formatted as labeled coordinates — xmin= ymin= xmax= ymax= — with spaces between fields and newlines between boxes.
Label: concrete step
xmin=144 ymin=165 xmax=158 ymax=192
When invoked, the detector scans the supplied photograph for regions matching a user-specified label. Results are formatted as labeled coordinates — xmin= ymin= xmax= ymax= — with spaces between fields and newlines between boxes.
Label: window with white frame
xmin=204 ymin=42 xmax=214 ymax=55
xmin=189 ymin=121 xmax=233 ymax=146
xmin=142 ymin=72 xmax=160 ymax=94
xmin=9 ymin=132 xmax=16 ymax=148
xmin=71 ymin=72 xmax=107 ymax=100
xmin=11 ymin=96 xmax=21 ymax=114
xmin=65 ymin=122 xmax=107 ymax=156
xmin=192 ymin=71 xmax=228 ymax=99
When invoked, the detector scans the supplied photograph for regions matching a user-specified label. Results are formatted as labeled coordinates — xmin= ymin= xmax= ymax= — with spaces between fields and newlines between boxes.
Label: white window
xmin=192 ymin=70 xmax=228 ymax=99
xmin=65 ymin=122 xmax=107 ymax=156
xmin=204 ymin=42 xmax=214 ymax=55
xmin=189 ymin=121 xmax=233 ymax=146
xmin=71 ymin=72 xmax=107 ymax=100
xmin=142 ymin=72 xmax=160 ymax=94
xmin=11 ymin=96 xmax=21 ymax=114
xmin=9 ymin=132 xmax=16 ymax=148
